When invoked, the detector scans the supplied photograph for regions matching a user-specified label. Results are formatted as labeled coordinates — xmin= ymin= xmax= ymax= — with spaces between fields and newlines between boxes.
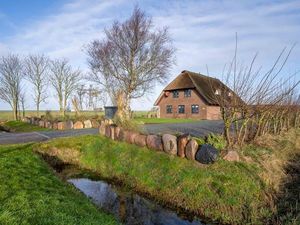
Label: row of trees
xmin=0 ymin=54 xmax=82 ymax=119
xmin=0 ymin=7 xmax=175 ymax=122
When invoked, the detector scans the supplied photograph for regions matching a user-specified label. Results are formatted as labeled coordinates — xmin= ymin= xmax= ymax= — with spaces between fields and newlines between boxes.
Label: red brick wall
xmin=206 ymin=106 xmax=222 ymax=120
xmin=157 ymin=89 xmax=222 ymax=120
xmin=157 ymin=89 xmax=203 ymax=119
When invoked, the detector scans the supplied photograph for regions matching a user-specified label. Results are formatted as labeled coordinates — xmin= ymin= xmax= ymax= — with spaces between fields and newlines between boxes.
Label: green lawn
xmin=0 ymin=144 xmax=119 ymax=225
xmin=2 ymin=121 xmax=49 ymax=132
xmin=0 ymin=110 xmax=103 ymax=122
xmin=134 ymin=117 xmax=199 ymax=124
xmin=37 ymin=135 xmax=270 ymax=225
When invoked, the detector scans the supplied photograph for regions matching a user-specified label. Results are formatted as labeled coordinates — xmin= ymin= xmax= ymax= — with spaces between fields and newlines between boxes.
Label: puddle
xmin=69 ymin=178 xmax=205 ymax=225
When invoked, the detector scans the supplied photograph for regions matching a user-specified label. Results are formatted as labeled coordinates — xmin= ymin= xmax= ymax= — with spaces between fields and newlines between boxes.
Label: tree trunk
xmin=37 ymin=94 xmax=40 ymax=117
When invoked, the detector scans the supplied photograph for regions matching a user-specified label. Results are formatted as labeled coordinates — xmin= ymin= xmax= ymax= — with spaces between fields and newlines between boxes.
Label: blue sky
xmin=0 ymin=0 xmax=300 ymax=111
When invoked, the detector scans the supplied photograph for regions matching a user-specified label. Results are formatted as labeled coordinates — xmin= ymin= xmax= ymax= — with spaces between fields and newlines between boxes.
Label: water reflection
xmin=69 ymin=178 xmax=204 ymax=225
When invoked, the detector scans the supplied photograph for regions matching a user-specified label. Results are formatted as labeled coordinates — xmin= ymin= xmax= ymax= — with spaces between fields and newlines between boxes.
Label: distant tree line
xmin=0 ymin=54 xmax=83 ymax=119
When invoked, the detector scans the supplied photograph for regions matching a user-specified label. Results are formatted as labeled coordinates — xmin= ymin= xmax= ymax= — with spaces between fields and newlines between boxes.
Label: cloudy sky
xmin=0 ymin=0 xmax=299 ymax=111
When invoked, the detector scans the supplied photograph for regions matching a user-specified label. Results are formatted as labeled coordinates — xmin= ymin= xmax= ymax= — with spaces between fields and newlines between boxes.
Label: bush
xmin=45 ymin=110 xmax=53 ymax=121
xmin=205 ymin=133 xmax=226 ymax=150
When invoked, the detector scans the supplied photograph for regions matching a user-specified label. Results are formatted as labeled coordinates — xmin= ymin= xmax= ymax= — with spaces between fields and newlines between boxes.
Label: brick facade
xmin=157 ymin=89 xmax=221 ymax=120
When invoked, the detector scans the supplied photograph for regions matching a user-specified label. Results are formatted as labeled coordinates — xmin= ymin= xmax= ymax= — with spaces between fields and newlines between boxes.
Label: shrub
xmin=205 ymin=133 xmax=226 ymax=150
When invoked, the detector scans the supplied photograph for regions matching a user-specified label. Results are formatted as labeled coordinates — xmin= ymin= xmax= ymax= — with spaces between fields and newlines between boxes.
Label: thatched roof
xmin=155 ymin=70 xmax=239 ymax=106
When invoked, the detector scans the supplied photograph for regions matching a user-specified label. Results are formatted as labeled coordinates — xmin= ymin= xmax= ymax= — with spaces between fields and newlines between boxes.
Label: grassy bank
xmin=2 ymin=121 xmax=49 ymax=132
xmin=0 ymin=144 xmax=119 ymax=225
xmin=36 ymin=135 xmax=271 ymax=224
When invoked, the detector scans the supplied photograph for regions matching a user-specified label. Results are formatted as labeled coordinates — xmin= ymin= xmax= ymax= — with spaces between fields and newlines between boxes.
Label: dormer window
xmin=228 ymin=92 xmax=232 ymax=97
xmin=215 ymin=89 xmax=220 ymax=95
xmin=184 ymin=89 xmax=191 ymax=97
xmin=172 ymin=90 xmax=179 ymax=98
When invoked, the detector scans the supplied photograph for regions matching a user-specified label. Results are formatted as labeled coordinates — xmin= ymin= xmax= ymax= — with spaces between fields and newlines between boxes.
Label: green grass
xmin=37 ymin=135 xmax=271 ymax=225
xmin=0 ymin=144 xmax=119 ymax=225
xmin=3 ymin=121 xmax=49 ymax=132
xmin=0 ymin=110 xmax=103 ymax=122
xmin=134 ymin=117 xmax=199 ymax=124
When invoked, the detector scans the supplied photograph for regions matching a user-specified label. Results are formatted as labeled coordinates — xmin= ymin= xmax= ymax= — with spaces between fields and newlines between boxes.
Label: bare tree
xmin=19 ymin=91 xmax=26 ymax=118
xmin=49 ymin=59 xmax=81 ymax=117
xmin=208 ymin=38 xmax=300 ymax=147
xmin=24 ymin=54 xmax=49 ymax=116
xmin=0 ymin=54 xmax=23 ymax=120
xmin=86 ymin=6 xmax=175 ymax=118
xmin=76 ymin=84 xmax=86 ymax=110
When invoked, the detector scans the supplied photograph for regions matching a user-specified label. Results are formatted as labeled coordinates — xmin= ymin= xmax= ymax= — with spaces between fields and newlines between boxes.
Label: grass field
xmin=36 ymin=135 xmax=271 ymax=224
xmin=1 ymin=130 xmax=299 ymax=224
xmin=0 ymin=110 xmax=200 ymax=125
xmin=0 ymin=110 xmax=104 ymax=122
xmin=0 ymin=144 xmax=119 ymax=225
xmin=2 ymin=121 xmax=50 ymax=132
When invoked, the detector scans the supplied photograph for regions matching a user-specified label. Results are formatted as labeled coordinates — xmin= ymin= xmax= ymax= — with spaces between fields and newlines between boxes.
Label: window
xmin=166 ymin=105 xmax=172 ymax=114
xmin=184 ymin=89 xmax=191 ymax=97
xmin=178 ymin=105 xmax=185 ymax=114
xmin=191 ymin=104 xmax=199 ymax=114
xmin=172 ymin=90 xmax=179 ymax=98
xmin=215 ymin=89 xmax=220 ymax=95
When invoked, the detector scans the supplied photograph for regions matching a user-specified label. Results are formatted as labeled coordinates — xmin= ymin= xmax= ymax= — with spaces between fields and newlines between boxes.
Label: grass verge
xmin=36 ymin=135 xmax=271 ymax=225
xmin=0 ymin=144 xmax=119 ymax=225
xmin=2 ymin=121 xmax=49 ymax=132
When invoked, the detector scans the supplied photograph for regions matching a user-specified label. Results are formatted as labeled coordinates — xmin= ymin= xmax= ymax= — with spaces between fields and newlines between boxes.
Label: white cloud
xmin=0 ymin=0 xmax=300 ymax=111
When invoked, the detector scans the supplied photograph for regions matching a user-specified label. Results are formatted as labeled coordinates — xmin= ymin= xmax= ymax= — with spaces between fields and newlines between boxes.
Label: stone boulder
xmin=105 ymin=125 xmax=111 ymax=138
xmin=114 ymin=127 xmax=121 ymax=140
xmin=125 ymin=131 xmax=138 ymax=144
xmin=185 ymin=139 xmax=199 ymax=160
xmin=45 ymin=121 xmax=52 ymax=129
xmin=57 ymin=121 xmax=73 ymax=130
xmin=195 ymin=144 xmax=219 ymax=164
xmin=84 ymin=120 xmax=92 ymax=128
xmin=22 ymin=117 xmax=31 ymax=123
xmin=39 ymin=120 xmax=45 ymax=128
xmin=177 ymin=134 xmax=190 ymax=158
xmin=104 ymin=119 xmax=113 ymax=125
xmin=99 ymin=121 xmax=106 ymax=136
xmin=91 ymin=120 xmax=100 ymax=128
xmin=52 ymin=122 xmax=58 ymax=130
xmin=146 ymin=135 xmax=163 ymax=151
xmin=134 ymin=134 xmax=147 ymax=147
xmin=223 ymin=151 xmax=240 ymax=162
xmin=57 ymin=122 xmax=64 ymax=130
xmin=110 ymin=125 xmax=116 ymax=140
xmin=65 ymin=121 xmax=73 ymax=129
xmin=74 ymin=121 xmax=84 ymax=129
xmin=33 ymin=118 xmax=40 ymax=126
xmin=118 ymin=129 xmax=127 ymax=141
xmin=162 ymin=134 xmax=177 ymax=155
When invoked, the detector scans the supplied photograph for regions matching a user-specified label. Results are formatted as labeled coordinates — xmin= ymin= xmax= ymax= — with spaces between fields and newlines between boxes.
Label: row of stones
xmin=99 ymin=122 xmax=210 ymax=162
xmin=23 ymin=117 xmax=100 ymax=130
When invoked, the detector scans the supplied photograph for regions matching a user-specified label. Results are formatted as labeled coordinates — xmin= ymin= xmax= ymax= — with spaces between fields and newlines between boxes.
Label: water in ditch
xmin=69 ymin=178 xmax=205 ymax=225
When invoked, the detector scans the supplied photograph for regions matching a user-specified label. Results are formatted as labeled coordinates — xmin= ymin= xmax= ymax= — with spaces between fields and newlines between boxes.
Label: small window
xmin=184 ymin=89 xmax=191 ymax=97
xmin=215 ymin=89 xmax=220 ymax=95
xmin=178 ymin=105 xmax=185 ymax=114
xmin=191 ymin=104 xmax=199 ymax=114
xmin=173 ymin=90 xmax=179 ymax=98
xmin=166 ymin=105 xmax=172 ymax=114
